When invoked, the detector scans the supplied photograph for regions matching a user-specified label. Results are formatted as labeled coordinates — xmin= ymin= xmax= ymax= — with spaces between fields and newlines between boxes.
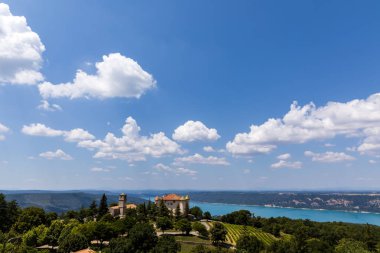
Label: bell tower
xmin=119 ymin=193 xmax=127 ymax=217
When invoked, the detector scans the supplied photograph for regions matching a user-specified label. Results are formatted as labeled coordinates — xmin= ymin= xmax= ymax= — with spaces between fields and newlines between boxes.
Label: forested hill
xmin=4 ymin=192 xmax=145 ymax=213
xmin=187 ymin=191 xmax=380 ymax=213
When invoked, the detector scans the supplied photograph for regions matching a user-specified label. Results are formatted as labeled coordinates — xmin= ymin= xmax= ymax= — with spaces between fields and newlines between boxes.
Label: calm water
xmin=190 ymin=201 xmax=380 ymax=226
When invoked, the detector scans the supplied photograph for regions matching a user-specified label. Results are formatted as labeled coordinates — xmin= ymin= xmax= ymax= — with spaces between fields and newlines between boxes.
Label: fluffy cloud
xmin=39 ymin=53 xmax=156 ymax=99
xmin=357 ymin=127 xmax=380 ymax=155
xmin=78 ymin=117 xmax=183 ymax=162
xmin=0 ymin=3 xmax=45 ymax=85
xmin=172 ymin=120 xmax=220 ymax=142
xmin=203 ymin=146 xmax=215 ymax=152
xmin=304 ymin=151 xmax=355 ymax=163
xmin=22 ymin=123 xmax=94 ymax=142
xmin=271 ymin=160 xmax=302 ymax=169
xmin=174 ymin=153 xmax=229 ymax=166
xmin=271 ymin=153 xmax=301 ymax=169
xmin=64 ymin=129 xmax=95 ymax=142
xmin=23 ymin=117 xmax=180 ymax=162
xmin=90 ymin=167 xmax=110 ymax=172
xmin=227 ymin=93 xmax=380 ymax=156
xmin=0 ymin=123 xmax=9 ymax=141
xmin=277 ymin=153 xmax=291 ymax=160
xmin=39 ymin=149 xmax=72 ymax=160
xmin=22 ymin=123 xmax=63 ymax=137
xmin=154 ymin=163 xmax=197 ymax=176
xmin=37 ymin=100 xmax=62 ymax=112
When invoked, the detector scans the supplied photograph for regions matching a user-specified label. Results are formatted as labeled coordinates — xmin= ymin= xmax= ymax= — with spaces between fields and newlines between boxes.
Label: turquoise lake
xmin=190 ymin=201 xmax=380 ymax=226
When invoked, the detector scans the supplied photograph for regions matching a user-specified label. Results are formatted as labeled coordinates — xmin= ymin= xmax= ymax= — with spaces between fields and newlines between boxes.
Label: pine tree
xmin=89 ymin=200 xmax=98 ymax=217
xmin=98 ymin=194 xmax=108 ymax=218
xmin=149 ymin=202 xmax=158 ymax=218
xmin=137 ymin=203 xmax=147 ymax=220
xmin=158 ymin=200 xmax=170 ymax=217
xmin=175 ymin=204 xmax=181 ymax=220
xmin=183 ymin=201 xmax=189 ymax=218
xmin=364 ymin=224 xmax=377 ymax=251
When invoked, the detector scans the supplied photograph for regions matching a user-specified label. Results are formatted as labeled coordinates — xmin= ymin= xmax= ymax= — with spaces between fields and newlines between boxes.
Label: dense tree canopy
xmin=190 ymin=206 xmax=203 ymax=219
xmin=1 ymin=192 xmax=380 ymax=253
xmin=192 ymin=221 xmax=209 ymax=238
xmin=153 ymin=235 xmax=181 ymax=253
xmin=156 ymin=216 xmax=173 ymax=233
xmin=236 ymin=234 xmax=264 ymax=253
xmin=175 ymin=219 xmax=192 ymax=235
xmin=58 ymin=233 xmax=88 ymax=253
xmin=210 ymin=222 xmax=227 ymax=246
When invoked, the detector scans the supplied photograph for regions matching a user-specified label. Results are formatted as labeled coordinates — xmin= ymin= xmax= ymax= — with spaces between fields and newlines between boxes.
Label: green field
xmin=176 ymin=235 xmax=213 ymax=253
xmin=207 ymin=222 xmax=277 ymax=246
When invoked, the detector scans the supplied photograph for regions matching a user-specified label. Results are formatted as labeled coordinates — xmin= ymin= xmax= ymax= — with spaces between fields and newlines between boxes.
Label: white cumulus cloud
xmin=38 ymin=53 xmax=156 ymax=99
xmin=22 ymin=118 xmax=179 ymax=162
xmin=277 ymin=153 xmax=291 ymax=160
xmin=271 ymin=160 xmax=302 ymax=169
xmin=304 ymin=151 xmax=355 ymax=163
xmin=0 ymin=123 xmax=9 ymax=141
xmin=172 ymin=120 xmax=220 ymax=142
xmin=357 ymin=127 xmax=380 ymax=155
xmin=39 ymin=149 xmax=72 ymax=160
xmin=37 ymin=100 xmax=62 ymax=112
xmin=64 ymin=128 xmax=95 ymax=142
xmin=90 ymin=167 xmax=110 ymax=173
xmin=271 ymin=153 xmax=301 ymax=169
xmin=22 ymin=123 xmax=94 ymax=142
xmin=174 ymin=153 xmax=229 ymax=166
xmin=22 ymin=123 xmax=63 ymax=137
xmin=78 ymin=117 xmax=183 ymax=162
xmin=154 ymin=163 xmax=197 ymax=176
xmin=227 ymin=93 xmax=380 ymax=156
xmin=0 ymin=3 xmax=45 ymax=85
xmin=203 ymin=146 xmax=216 ymax=152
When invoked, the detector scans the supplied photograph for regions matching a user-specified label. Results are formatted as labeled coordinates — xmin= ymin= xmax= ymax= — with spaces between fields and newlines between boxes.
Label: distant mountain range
xmin=186 ymin=191 xmax=380 ymax=213
xmin=3 ymin=191 xmax=145 ymax=214
xmin=4 ymin=190 xmax=380 ymax=214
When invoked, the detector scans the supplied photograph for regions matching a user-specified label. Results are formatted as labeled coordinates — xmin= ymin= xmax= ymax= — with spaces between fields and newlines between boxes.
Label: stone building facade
xmin=109 ymin=193 xmax=136 ymax=218
xmin=155 ymin=193 xmax=190 ymax=215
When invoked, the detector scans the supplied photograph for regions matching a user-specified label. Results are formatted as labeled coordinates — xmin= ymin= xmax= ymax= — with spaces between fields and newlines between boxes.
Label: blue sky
xmin=1 ymin=0 xmax=380 ymax=190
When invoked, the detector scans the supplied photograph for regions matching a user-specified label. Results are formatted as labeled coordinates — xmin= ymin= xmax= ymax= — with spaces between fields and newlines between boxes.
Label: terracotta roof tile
xmin=126 ymin=204 xmax=137 ymax=209
xmin=73 ymin=249 xmax=96 ymax=253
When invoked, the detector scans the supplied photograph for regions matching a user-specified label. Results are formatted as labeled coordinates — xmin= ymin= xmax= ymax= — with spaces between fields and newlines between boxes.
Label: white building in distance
xmin=155 ymin=193 xmax=190 ymax=215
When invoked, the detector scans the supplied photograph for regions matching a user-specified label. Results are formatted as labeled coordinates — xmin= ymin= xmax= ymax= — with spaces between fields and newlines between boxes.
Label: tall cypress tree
xmin=183 ymin=201 xmax=190 ymax=217
xmin=89 ymin=200 xmax=98 ymax=217
xmin=175 ymin=205 xmax=181 ymax=220
xmin=0 ymin=194 xmax=8 ymax=232
xmin=149 ymin=202 xmax=158 ymax=218
xmin=158 ymin=200 xmax=170 ymax=217
xmin=98 ymin=194 xmax=108 ymax=217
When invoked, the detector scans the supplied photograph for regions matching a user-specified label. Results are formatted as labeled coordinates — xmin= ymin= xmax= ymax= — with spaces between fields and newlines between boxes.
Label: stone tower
xmin=119 ymin=193 xmax=127 ymax=217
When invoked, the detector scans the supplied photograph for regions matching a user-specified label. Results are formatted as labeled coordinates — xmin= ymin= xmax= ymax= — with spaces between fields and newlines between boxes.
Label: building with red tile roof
xmin=73 ymin=248 xmax=96 ymax=253
xmin=155 ymin=194 xmax=190 ymax=215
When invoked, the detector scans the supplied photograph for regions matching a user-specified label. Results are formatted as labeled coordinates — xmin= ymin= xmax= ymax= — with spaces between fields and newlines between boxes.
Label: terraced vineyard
xmin=207 ymin=222 xmax=277 ymax=246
